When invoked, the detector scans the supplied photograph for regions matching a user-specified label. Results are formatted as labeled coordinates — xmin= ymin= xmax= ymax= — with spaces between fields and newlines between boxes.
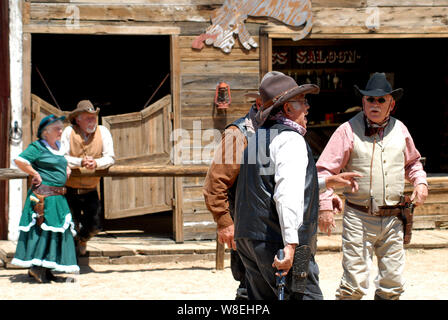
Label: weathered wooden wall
xmin=19 ymin=0 xmax=448 ymax=240
xmin=178 ymin=36 xmax=260 ymax=239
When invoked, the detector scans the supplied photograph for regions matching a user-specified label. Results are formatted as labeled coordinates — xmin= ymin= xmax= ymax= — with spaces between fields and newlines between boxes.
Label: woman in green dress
xmin=11 ymin=114 xmax=79 ymax=283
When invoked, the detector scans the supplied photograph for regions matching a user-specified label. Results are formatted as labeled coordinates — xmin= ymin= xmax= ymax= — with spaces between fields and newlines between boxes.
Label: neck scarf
xmin=269 ymin=110 xmax=307 ymax=136
xmin=364 ymin=114 xmax=389 ymax=138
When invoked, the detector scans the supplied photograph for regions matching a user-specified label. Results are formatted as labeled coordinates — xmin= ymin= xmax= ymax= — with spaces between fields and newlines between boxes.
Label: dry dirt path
xmin=0 ymin=248 xmax=447 ymax=300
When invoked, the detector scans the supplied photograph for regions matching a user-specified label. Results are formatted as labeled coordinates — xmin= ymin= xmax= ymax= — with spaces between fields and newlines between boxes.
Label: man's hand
xmin=319 ymin=210 xmax=335 ymax=236
xmin=325 ymin=172 xmax=362 ymax=192
xmin=411 ymin=183 xmax=428 ymax=207
xmin=272 ymin=243 xmax=296 ymax=277
xmin=332 ymin=193 xmax=343 ymax=214
xmin=82 ymin=156 xmax=97 ymax=170
xmin=217 ymin=224 xmax=236 ymax=250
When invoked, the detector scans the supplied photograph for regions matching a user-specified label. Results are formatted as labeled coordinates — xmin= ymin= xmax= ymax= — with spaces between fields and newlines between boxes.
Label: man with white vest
xmin=61 ymin=100 xmax=115 ymax=256
xmin=316 ymin=72 xmax=428 ymax=300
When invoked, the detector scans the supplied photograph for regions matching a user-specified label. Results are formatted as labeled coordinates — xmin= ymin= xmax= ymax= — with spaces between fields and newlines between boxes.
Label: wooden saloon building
xmin=1 ymin=0 xmax=448 ymax=242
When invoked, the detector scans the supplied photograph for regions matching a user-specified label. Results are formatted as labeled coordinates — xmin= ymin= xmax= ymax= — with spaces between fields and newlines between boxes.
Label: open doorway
xmin=31 ymin=34 xmax=173 ymax=238
xmin=272 ymin=38 xmax=448 ymax=174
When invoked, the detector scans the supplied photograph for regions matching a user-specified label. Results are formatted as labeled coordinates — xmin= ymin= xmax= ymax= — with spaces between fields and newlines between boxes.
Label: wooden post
xmin=259 ymin=30 xmax=272 ymax=77
xmin=215 ymin=237 xmax=225 ymax=270
xmin=170 ymin=34 xmax=184 ymax=243
xmin=0 ymin=0 xmax=10 ymax=240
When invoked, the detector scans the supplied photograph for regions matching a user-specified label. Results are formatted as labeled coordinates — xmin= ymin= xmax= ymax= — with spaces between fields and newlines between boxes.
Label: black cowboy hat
xmin=354 ymin=72 xmax=403 ymax=101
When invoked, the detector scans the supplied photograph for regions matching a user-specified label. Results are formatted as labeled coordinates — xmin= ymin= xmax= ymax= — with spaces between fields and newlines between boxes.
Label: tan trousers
xmin=335 ymin=204 xmax=405 ymax=300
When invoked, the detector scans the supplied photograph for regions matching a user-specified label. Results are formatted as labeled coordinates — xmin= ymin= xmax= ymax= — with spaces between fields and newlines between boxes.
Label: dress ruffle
xmin=18 ymin=212 xmax=77 ymax=237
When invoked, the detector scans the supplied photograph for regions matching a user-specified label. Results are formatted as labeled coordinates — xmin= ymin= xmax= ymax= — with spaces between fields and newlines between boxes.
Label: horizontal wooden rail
xmin=0 ymin=165 xmax=210 ymax=180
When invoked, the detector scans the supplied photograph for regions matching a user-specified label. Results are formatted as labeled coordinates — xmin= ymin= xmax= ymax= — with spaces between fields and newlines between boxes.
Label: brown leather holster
xmin=31 ymin=184 xmax=67 ymax=226
xmin=399 ymin=195 xmax=414 ymax=245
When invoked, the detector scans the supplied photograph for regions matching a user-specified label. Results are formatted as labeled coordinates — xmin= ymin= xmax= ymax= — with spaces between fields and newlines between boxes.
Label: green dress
xmin=11 ymin=140 xmax=79 ymax=273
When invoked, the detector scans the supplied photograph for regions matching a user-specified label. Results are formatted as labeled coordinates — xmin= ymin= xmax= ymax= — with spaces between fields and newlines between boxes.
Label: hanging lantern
xmin=214 ymin=82 xmax=232 ymax=109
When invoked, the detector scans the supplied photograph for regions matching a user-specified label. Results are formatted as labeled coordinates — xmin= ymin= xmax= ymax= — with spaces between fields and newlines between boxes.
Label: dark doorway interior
xmin=273 ymin=38 xmax=448 ymax=174
xmin=31 ymin=34 xmax=171 ymax=116
xmin=31 ymin=34 xmax=173 ymax=236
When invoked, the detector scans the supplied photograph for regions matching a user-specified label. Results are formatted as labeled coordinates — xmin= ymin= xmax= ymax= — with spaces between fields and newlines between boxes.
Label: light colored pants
xmin=336 ymin=204 xmax=405 ymax=300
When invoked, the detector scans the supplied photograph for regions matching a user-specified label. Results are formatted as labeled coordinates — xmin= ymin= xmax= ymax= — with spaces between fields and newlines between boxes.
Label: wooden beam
xmin=28 ymin=3 xmax=217 ymax=23
xmin=263 ymin=6 xmax=448 ymax=37
xmin=0 ymin=166 xmax=209 ymax=180
xmin=23 ymin=24 xmax=180 ymax=35
xmin=366 ymin=0 xmax=448 ymax=7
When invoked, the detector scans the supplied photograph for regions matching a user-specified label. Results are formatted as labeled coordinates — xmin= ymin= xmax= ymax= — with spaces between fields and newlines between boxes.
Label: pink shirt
xmin=317 ymin=118 xmax=427 ymax=211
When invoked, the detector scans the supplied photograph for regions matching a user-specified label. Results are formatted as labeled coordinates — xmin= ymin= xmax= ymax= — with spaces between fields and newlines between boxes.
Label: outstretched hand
xmin=326 ymin=172 xmax=362 ymax=192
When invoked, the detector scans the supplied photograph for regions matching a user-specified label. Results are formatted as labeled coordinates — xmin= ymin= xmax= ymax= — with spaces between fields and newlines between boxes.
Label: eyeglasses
xmin=366 ymin=97 xmax=387 ymax=104
xmin=287 ymin=99 xmax=309 ymax=106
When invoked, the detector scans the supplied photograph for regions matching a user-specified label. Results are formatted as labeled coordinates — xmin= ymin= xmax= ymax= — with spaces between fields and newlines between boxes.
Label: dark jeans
xmin=236 ymin=238 xmax=323 ymax=300
xmin=66 ymin=187 xmax=102 ymax=242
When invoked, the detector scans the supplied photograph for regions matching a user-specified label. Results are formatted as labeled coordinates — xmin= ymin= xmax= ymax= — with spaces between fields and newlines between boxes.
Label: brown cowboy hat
xmin=255 ymin=73 xmax=319 ymax=126
xmin=68 ymin=100 xmax=100 ymax=124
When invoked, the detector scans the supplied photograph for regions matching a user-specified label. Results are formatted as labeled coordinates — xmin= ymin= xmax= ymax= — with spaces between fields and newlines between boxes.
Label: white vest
xmin=344 ymin=112 xmax=406 ymax=206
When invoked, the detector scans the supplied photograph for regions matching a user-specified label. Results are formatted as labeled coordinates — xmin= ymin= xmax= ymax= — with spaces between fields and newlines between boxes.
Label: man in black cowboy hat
xmin=61 ymin=100 xmax=115 ymax=256
xmin=316 ymin=72 xmax=428 ymax=300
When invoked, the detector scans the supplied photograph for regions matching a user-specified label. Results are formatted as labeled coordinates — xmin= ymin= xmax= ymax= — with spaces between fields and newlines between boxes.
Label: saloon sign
xmin=273 ymin=47 xmax=363 ymax=68
xmin=296 ymin=49 xmax=362 ymax=65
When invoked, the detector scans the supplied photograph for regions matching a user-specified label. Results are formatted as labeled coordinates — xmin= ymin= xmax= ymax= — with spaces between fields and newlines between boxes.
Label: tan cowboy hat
xmin=68 ymin=100 xmax=100 ymax=124
xmin=255 ymin=73 xmax=319 ymax=126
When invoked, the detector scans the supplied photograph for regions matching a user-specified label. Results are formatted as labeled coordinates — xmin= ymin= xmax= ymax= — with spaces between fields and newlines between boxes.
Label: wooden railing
xmin=0 ymin=165 xmax=231 ymax=269
xmin=3 ymin=168 xmax=447 ymax=270
xmin=0 ymin=165 xmax=209 ymax=180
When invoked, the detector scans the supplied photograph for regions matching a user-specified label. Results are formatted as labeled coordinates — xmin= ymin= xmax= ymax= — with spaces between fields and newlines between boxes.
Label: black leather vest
xmin=234 ymin=122 xmax=319 ymax=253
xmin=226 ymin=114 xmax=249 ymax=219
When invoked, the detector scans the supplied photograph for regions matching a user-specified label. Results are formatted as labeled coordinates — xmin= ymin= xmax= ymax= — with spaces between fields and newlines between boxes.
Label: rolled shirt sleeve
xmin=95 ymin=126 xmax=115 ymax=169
xmin=270 ymin=131 xmax=308 ymax=246
xmin=203 ymin=126 xmax=247 ymax=228
xmin=400 ymin=122 xmax=427 ymax=186
xmin=316 ymin=122 xmax=354 ymax=211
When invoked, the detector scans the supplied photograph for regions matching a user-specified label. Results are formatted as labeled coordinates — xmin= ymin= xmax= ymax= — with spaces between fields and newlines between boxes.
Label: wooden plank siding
xmin=178 ymin=35 xmax=260 ymax=239
xmin=20 ymin=0 xmax=448 ymax=241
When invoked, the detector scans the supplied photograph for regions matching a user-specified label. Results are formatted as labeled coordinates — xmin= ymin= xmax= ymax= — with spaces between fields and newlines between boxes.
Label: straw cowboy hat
xmin=354 ymin=72 xmax=403 ymax=101
xmin=255 ymin=72 xmax=320 ymax=126
xmin=68 ymin=100 xmax=100 ymax=124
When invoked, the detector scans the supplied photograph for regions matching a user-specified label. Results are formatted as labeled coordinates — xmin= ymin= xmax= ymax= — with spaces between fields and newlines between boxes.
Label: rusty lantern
xmin=214 ymin=82 xmax=232 ymax=109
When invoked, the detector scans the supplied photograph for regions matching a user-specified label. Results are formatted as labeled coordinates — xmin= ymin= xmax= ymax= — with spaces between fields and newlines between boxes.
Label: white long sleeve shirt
xmin=60 ymin=125 xmax=115 ymax=169
xmin=270 ymin=131 xmax=308 ymax=246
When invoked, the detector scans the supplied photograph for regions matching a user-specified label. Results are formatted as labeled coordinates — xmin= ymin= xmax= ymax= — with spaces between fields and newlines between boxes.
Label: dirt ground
xmin=0 ymin=248 xmax=447 ymax=300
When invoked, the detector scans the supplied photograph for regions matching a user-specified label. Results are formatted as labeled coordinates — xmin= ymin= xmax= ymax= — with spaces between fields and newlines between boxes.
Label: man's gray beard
xmin=85 ymin=125 xmax=97 ymax=134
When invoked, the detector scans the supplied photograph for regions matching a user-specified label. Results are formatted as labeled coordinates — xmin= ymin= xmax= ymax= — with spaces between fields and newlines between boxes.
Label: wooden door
xmin=102 ymin=95 xmax=174 ymax=219
xmin=31 ymin=94 xmax=69 ymax=138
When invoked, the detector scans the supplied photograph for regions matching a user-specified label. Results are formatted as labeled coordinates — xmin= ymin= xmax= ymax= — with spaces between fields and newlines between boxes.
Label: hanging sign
xmin=192 ymin=0 xmax=314 ymax=53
